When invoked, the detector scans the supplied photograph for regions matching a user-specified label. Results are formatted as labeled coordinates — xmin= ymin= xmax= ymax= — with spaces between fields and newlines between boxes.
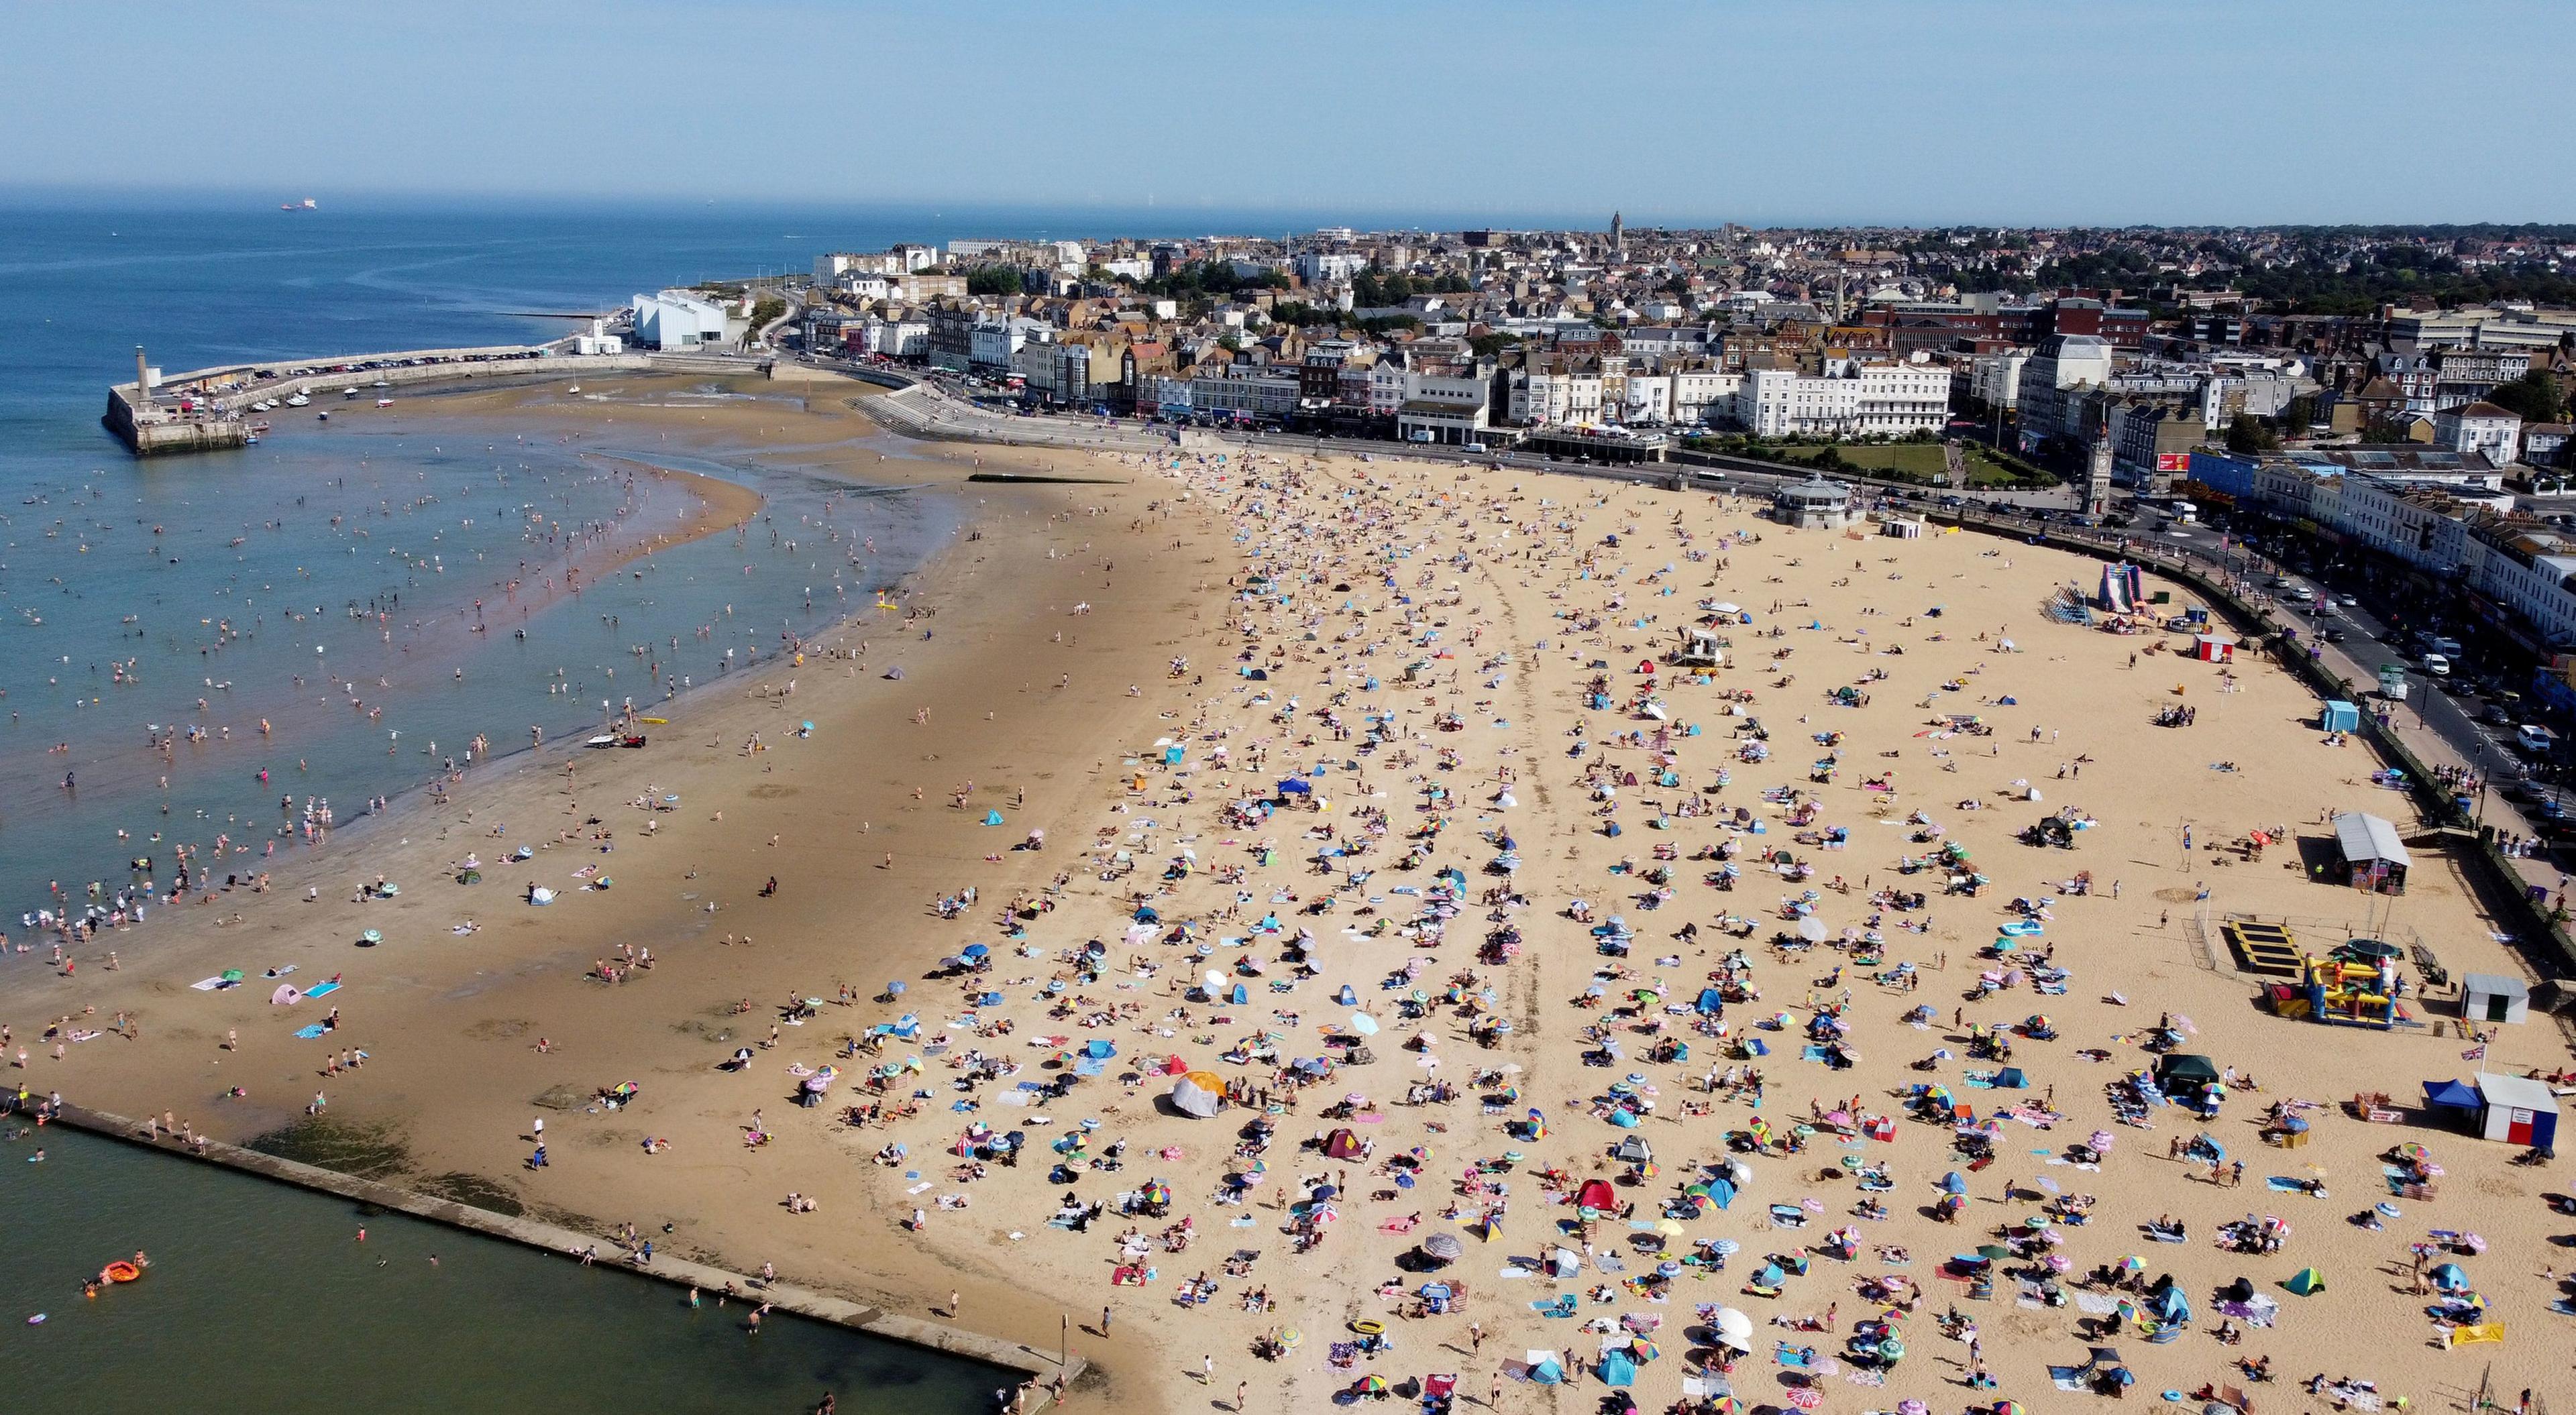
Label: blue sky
xmin=5 ymin=0 xmax=2566 ymax=226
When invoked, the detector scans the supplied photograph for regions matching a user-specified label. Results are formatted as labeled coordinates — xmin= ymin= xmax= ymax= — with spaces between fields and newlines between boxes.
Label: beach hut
xmin=2193 ymin=634 xmax=2236 ymax=663
xmin=2319 ymin=700 xmax=2360 ymax=733
xmin=2461 ymin=973 xmax=2530 ymax=1025
xmin=1674 ymin=626 xmax=1725 ymax=668
xmin=2329 ymin=811 xmax=2410 ymax=894
xmin=2473 ymin=1072 xmax=2560 ymax=1148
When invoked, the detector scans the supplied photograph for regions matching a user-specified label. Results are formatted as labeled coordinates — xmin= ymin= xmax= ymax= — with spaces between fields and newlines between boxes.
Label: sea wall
xmin=50 ymin=1104 xmax=1083 ymax=1396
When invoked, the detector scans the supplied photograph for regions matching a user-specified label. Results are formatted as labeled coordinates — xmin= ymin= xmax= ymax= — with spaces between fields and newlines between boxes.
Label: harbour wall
xmin=104 ymin=345 xmax=775 ymax=457
xmin=51 ymin=1103 xmax=1085 ymax=1396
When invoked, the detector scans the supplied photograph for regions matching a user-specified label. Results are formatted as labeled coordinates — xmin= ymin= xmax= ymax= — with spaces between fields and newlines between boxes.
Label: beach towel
xmin=304 ymin=981 xmax=341 ymax=999
xmin=293 ymin=1024 xmax=329 ymax=1039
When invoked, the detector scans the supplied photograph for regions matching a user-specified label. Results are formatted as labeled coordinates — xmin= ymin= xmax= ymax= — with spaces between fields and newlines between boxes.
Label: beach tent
xmin=270 ymin=984 xmax=303 ymax=1005
xmin=2461 ymin=974 xmax=2530 ymax=1025
xmin=2285 ymin=1267 xmax=2325 ymax=1296
xmin=2422 ymin=1078 xmax=2483 ymax=1121
xmin=1576 ymin=1178 xmax=1619 ymax=1213
xmin=2474 ymin=1072 xmax=2560 ymax=1148
xmin=983 ymin=809 xmax=1006 ymax=826
xmin=1597 ymin=1349 xmax=1637 ymax=1388
xmin=1611 ymin=1136 xmax=1653 ymax=1165
xmin=1322 ymin=1128 xmax=1367 ymax=1159
xmin=2156 ymin=1054 xmax=2220 ymax=1094
xmin=2428 ymin=1263 xmax=2471 ymax=1293
xmin=2149 ymin=1286 xmax=2192 ymax=1324
xmin=1168 ymin=1072 xmax=1225 ymax=1119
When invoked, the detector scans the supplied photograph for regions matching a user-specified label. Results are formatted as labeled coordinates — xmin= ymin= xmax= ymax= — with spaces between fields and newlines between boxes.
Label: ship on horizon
xmin=280 ymin=198 xmax=317 ymax=211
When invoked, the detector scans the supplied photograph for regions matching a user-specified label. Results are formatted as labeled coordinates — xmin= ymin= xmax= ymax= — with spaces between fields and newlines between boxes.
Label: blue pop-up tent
xmin=2422 ymin=1078 xmax=2481 ymax=1113
xmin=1597 ymin=1349 xmax=1636 ymax=1388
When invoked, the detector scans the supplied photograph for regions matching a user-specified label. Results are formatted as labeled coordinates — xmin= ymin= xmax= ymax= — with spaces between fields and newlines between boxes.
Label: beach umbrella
xmin=1940 ymin=1171 xmax=1968 ymax=1194
xmin=1710 ymin=1305 xmax=1754 ymax=1350
xmin=1423 ymin=1233 xmax=1464 ymax=1262
xmin=1349 ymin=1013 xmax=1381 ymax=1036
xmin=1709 ymin=1238 xmax=1741 ymax=1256
xmin=885 ymin=980 xmax=906 ymax=996
xmin=961 ymin=944 xmax=990 ymax=960
xmin=1976 ymin=1245 xmax=2011 ymax=1261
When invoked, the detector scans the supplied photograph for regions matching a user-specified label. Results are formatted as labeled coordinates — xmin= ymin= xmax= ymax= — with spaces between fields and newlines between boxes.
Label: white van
xmin=2420 ymin=653 xmax=2451 ymax=677
xmin=2516 ymin=724 xmax=2557 ymax=754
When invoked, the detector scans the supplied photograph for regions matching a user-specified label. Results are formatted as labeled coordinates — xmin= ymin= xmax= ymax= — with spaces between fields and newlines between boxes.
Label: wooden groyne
xmin=52 ymin=1103 xmax=1083 ymax=1398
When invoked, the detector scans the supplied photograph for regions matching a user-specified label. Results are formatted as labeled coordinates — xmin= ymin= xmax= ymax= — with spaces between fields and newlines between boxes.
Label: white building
xmin=2436 ymin=402 xmax=2522 ymax=463
xmin=629 ymin=290 xmax=735 ymax=350
xmin=2017 ymin=335 xmax=2116 ymax=448
xmin=1966 ymin=349 xmax=2030 ymax=410
xmin=1512 ymin=358 xmax=1604 ymax=427
xmin=1293 ymin=251 xmax=1368 ymax=285
xmin=1732 ymin=361 xmax=1948 ymax=438
xmin=1673 ymin=369 xmax=1742 ymax=426
xmin=1622 ymin=373 xmax=1673 ymax=424
xmin=862 ymin=319 xmax=928 ymax=359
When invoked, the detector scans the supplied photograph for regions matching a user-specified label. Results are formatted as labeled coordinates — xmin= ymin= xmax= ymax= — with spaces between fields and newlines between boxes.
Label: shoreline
xmin=18 ymin=377 xmax=1200 ymax=1404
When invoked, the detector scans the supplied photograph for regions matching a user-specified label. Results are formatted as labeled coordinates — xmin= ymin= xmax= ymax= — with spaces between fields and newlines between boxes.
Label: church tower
xmin=1609 ymin=211 xmax=1625 ymax=258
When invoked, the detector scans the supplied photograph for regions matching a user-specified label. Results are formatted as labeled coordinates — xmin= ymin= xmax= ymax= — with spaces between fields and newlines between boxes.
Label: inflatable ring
xmin=102 ymin=1262 xmax=141 ymax=1283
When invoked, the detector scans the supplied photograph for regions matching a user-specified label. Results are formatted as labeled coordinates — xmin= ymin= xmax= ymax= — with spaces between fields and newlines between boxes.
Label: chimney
xmin=135 ymin=345 xmax=151 ymax=410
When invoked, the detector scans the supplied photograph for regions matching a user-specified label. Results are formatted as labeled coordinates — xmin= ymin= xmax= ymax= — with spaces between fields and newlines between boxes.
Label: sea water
xmin=0 ymin=201 xmax=1034 ymax=940
xmin=0 ymin=1127 xmax=1005 ymax=1414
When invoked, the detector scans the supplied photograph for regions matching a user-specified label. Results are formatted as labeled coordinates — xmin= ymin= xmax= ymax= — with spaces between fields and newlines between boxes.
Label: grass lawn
xmin=1961 ymin=447 xmax=2054 ymax=487
xmin=1770 ymin=443 xmax=1950 ymax=479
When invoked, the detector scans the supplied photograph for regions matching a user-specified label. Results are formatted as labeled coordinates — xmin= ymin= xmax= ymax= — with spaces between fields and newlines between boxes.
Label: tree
xmin=2485 ymin=370 xmax=2566 ymax=424
xmin=2224 ymin=414 xmax=2281 ymax=455
xmin=966 ymin=267 xmax=1023 ymax=297
xmin=2359 ymin=415 xmax=2419 ymax=445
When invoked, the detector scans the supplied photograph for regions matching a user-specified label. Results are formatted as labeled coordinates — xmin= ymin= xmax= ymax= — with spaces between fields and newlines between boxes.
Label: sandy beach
xmin=13 ymin=386 xmax=2575 ymax=1414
